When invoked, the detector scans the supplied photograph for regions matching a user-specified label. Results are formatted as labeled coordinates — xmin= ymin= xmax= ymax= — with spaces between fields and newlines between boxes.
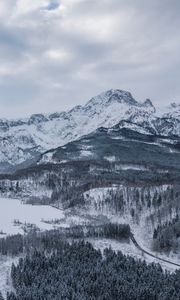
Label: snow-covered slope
xmin=157 ymin=102 xmax=180 ymax=119
xmin=0 ymin=88 xmax=180 ymax=171
xmin=37 ymin=125 xmax=180 ymax=169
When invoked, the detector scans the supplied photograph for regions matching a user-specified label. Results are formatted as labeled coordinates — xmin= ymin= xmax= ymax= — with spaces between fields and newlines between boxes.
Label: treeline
xmin=1 ymin=159 xmax=180 ymax=207
xmin=85 ymin=185 xmax=180 ymax=226
xmin=0 ymin=223 xmax=130 ymax=256
xmin=153 ymin=215 xmax=180 ymax=252
xmin=5 ymin=240 xmax=180 ymax=300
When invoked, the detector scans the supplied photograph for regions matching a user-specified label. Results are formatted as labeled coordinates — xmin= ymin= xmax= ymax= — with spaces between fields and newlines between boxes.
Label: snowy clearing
xmin=0 ymin=198 xmax=65 ymax=236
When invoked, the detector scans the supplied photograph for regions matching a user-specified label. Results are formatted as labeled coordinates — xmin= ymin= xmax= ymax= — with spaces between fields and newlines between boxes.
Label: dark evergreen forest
xmin=0 ymin=228 xmax=179 ymax=300
xmin=153 ymin=215 xmax=180 ymax=252
xmin=0 ymin=223 xmax=130 ymax=256
xmin=5 ymin=240 xmax=180 ymax=300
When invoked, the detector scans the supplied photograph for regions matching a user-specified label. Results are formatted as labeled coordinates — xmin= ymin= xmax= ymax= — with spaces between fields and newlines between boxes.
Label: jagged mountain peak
xmin=143 ymin=98 xmax=155 ymax=111
xmin=170 ymin=102 xmax=180 ymax=108
xmin=144 ymin=98 xmax=152 ymax=105
xmin=28 ymin=113 xmax=48 ymax=125
xmin=85 ymin=89 xmax=137 ymax=109
xmin=1 ymin=88 xmax=180 ymax=172
xmin=161 ymin=102 xmax=180 ymax=120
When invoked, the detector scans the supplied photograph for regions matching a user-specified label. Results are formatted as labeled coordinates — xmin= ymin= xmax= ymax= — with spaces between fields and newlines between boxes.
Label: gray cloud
xmin=0 ymin=0 xmax=179 ymax=118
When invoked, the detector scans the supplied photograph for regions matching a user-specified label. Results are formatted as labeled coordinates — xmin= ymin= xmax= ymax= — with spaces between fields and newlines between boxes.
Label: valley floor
xmin=0 ymin=196 xmax=180 ymax=297
xmin=0 ymin=198 xmax=65 ymax=235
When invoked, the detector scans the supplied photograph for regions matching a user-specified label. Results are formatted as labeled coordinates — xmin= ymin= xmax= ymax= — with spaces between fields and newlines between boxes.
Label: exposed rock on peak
xmin=1 ymin=89 xmax=180 ymax=172
xmin=170 ymin=102 xmax=180 ymax=108
xmin=28 ymin=114 xmax=48 ymax=125
xmin=140 ymin=99 xmax=155 ymax=115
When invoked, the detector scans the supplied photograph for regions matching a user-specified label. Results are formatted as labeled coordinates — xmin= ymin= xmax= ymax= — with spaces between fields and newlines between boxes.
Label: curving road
xmin=130 ymin=233 xmax=180 ymax=268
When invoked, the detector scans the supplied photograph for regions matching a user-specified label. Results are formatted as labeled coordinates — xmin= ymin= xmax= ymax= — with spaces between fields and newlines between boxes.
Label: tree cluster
xmin=6 ymin=240 xmax=180 ymax=300
xmin=153 ymin=215 xmax=180 ymax=252
xmin=0 ymin=223 xmax=130 ymax=256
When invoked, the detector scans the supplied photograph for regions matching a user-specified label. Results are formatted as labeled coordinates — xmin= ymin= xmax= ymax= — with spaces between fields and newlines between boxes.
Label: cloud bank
xmin=0 ymin=0 xmax=179 ymax=117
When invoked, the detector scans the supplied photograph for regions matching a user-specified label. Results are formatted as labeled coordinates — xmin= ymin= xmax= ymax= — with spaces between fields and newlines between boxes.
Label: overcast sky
xmin=0 ymin=0 xmax=179 ymax=118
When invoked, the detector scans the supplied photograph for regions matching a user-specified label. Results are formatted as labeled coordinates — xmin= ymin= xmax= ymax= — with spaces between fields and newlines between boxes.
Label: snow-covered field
xmin=0 ymin=198 xmax=65 ymax=236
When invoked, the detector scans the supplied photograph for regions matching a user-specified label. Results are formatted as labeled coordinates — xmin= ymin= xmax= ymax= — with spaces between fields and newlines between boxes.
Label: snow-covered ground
xmin=0 ymin=189 xmax=179 ymax=299
xmin=0 ymin=256 xmax=19 ymax=299
xmin=130 ymin=220 xmax=180 ymax=272
xmin=88 ymin=238 xmax=179 ymax=273
xmin=0 ymin=198 xmax=67 ymax=298
xmin=83 ymin=186 xmax=180 ymax=271
xmin=0 ymin=198 xmax=65 ymax=236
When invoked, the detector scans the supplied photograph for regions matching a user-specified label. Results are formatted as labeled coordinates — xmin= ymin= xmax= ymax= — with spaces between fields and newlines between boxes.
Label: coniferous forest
xmin=5 ymin=240 xmax=180 ymax=300
xmin=0 ymin=229 xmax=179 ymax=300
xmin=1 ymin=0 xmax=180 ymax=299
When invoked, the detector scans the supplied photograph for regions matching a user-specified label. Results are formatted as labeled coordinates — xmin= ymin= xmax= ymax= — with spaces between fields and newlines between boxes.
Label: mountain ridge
xmin=0 ymin=88 xmax=180 ymax=172
xmin=0 ymin=89 xmax=179 ymax=124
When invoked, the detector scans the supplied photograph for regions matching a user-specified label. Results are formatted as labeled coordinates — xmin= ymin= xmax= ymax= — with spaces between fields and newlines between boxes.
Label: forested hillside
xmin=153 ymin=215 xmax=180 ymax=252
xmin=0 ymin=124 xmax=180 ymax=299
xmin=5 ymin=240 xmax=180 ymax=300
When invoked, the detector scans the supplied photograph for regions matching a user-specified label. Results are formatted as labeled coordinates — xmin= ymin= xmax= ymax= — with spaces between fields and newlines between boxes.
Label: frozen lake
xmin=0 ymin=198 xmax=65 ymax=236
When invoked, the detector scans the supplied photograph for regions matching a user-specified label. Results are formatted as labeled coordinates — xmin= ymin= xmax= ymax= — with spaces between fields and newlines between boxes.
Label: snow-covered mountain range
xmin=0 ymin=89 xmax=180 ymax=172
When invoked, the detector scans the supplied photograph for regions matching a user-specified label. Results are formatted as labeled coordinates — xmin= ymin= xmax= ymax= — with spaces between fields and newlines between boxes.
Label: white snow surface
xmin=0 ymin=198 xmax=65 ymax=235
xmin=156 ymin=102 xmax=180 ymax=119
xmin=2 ymin=88 xmax=180 ymax=168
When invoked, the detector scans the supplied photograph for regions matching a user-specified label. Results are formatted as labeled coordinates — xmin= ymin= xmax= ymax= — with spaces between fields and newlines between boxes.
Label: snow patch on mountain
xmin=163 ymin=103 xmax=180 ymax=120
xmin=1 ymin=89 xmax=180 ymax=170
